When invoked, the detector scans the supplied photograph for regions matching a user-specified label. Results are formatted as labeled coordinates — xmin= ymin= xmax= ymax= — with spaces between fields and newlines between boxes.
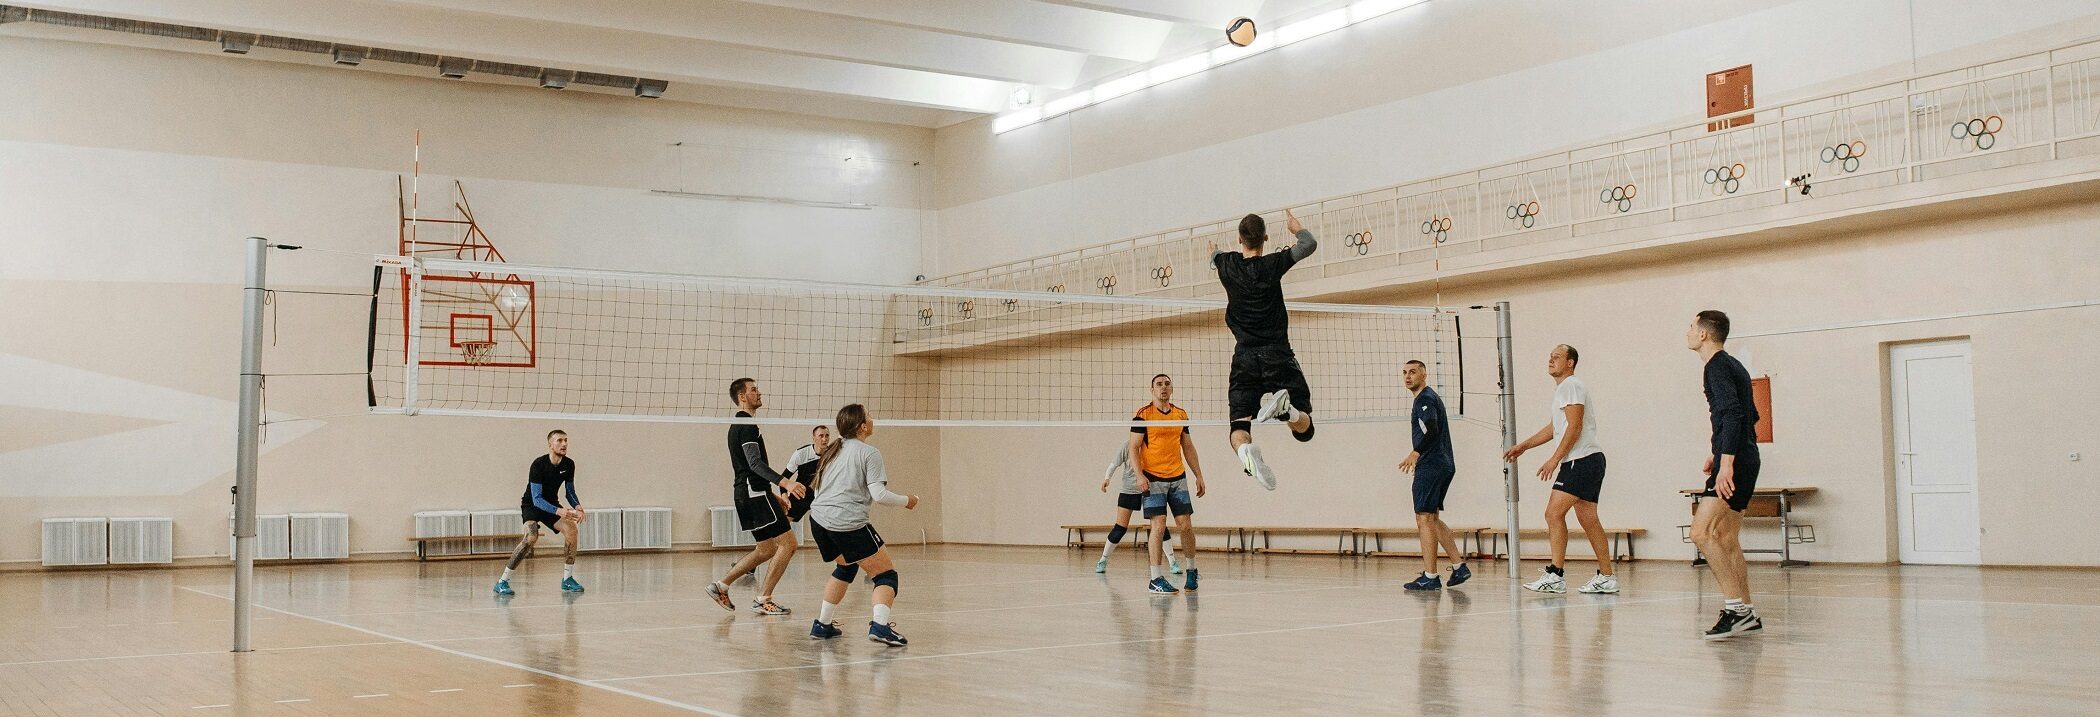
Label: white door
xmin=1889 ymin=340 xmax=1981 ymax=565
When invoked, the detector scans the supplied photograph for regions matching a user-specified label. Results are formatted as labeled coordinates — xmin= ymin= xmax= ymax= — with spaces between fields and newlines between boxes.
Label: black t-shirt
xmin=1213 ymin=245 xmax=1302 ymax=349
xmin=727 ymin=410 xmax=772 ymax=492
xmin=1703 ymin=351 xmax=1761 ymax=457
xmin=521 ymin=455 xmax=577 ymax=513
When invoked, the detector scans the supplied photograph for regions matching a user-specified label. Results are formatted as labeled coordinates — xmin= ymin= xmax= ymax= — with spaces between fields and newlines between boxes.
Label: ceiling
xmin=1 ymin=0 xmax=1351 ymax=127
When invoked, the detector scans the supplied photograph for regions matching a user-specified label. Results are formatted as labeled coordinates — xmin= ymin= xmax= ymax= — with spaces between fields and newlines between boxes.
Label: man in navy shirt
xmin=494 ymin=429 xmax=585 ymax=596
xmin=1686 ymin=310 xmax=1765 ymax=639
xmin=1397 ymin=360 xmax=1469 ymax=590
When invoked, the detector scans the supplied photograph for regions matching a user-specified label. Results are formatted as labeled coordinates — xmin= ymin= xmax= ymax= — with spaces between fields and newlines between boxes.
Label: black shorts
xmin=811 ymin=522 xmax=885 ymax=565
xmin=1551 ymin=453 xmax=1607 ymax=503
xmin=1228 ymin=345 xmax=1313 ymax=421
xmin=737 ymin=491 xmax=792 ymax=541
xmin=1412 ymin=470 xmax=1455 ymax=514
xmin=1116 ymin=491 xmax=1144 ymax=512
xmin=520 ymin=504 xmax=564 ymax=534
xmin=1142 ymin=475 xmax=1194 ymax=519
xmin=1700 ymin=452 xmax=1762 ymax=512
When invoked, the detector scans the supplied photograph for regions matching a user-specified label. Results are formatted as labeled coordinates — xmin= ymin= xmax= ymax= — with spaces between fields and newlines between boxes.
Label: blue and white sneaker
xmin=1183 ymin=568 xmax=1199 ymax=592
xmin=1094 ymin=557 xmax=1109 ymax=573
xmin=492 ymin=579 xmax=514 ymax=596
xmin=868 ymin=622 xmax=909 ymax=646
xmin=1147 ymin=576 xmax=1179 ymax=594
xmin=1448 ymin=563 xmax=1473 ymax=587
xmin=1403 ymin=573 xmax=1442 ymax=591
xmin=809 ymin=620 xmax=842 ymax=640
xmin=1168 ymin=555 xmax=1182 ymax=574
xmin=560 ymin=576 xmax=585 ymax=593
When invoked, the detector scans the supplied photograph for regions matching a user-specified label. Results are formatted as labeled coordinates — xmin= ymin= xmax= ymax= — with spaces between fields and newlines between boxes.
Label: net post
xmin=402 ymin=258 xmax=423 ymax=414
xmin=1495 ymin=301 xmax=1521 ymax=579
xmin=232 ymin=236 xmax=266 ymax=652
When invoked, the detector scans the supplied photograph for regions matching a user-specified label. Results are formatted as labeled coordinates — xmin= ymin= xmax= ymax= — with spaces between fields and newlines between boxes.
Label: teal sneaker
xmin=560 ymin=576 xmax=585 ymax=593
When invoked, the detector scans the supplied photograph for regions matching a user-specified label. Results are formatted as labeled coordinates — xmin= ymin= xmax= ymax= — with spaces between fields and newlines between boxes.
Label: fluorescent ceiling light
xmin=1351 ymin=0 xmax=1425 ymax=23
xmin=1211 ymin=33 xmax=1275 ymax=65
xmin=1094 ymin=73 xmax=1147 ymax=103
xmin=1276 ymin=8 xmax=1348 ymax=45
xmin=1044 ymin=90 xmax=1091 ymax=117
xmin=993 ymin=107 xmax=1043 ymax=134
xmin=1147 ymin=53 xmax=1210 ymax=87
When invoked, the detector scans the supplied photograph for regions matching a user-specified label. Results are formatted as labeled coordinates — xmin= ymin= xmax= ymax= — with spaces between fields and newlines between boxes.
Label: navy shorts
xmin=1412 ymin=470 xmax=1455 ymax=513
xmin=812 ymin=522 xmax=885 ymax=564
xmin=1142 ymin=475 xmax=1194 ymax=519
xmin=1552 ymin=453 xmax=1607 ymax=503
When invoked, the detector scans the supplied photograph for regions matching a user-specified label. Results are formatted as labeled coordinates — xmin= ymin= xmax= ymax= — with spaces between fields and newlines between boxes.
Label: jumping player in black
xmin=1211 ymin=208 xmax=1318 ymax=490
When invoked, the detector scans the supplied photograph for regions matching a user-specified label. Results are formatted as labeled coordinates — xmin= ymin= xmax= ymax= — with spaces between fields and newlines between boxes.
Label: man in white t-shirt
xmin=1503 ymin=344 xmax=1617 ymax=594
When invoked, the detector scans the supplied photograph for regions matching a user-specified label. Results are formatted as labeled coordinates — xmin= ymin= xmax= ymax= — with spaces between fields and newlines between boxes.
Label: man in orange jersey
xmin=1129 ymin=374 xmax=1207 ymax=593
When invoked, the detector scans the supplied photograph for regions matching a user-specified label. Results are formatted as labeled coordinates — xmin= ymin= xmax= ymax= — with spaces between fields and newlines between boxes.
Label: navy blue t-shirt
xmin=1410 ymin=387 xmax=1455 ymax=478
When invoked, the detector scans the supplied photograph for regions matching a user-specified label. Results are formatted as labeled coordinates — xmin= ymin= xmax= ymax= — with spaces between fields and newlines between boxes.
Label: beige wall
xmin=0 ymin=35 xmax=940 ymax=563
xmin=936 ymin=197 xmax=2100 ymax=566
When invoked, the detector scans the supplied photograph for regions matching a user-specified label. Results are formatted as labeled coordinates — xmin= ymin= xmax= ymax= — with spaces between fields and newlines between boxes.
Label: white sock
xmin=499 ymin=568 xmax=513 ymax=581
xmin=563 ymin=563 xmax=574 ymax=579
xmin=819 ymin=601 xmax=836 ymax=622
xmin=1423 ymin=571 xmax=1436 ymax=580
xmin=1101 ymin=540 xmax=1119 ymax=559
xmin=1286 ymin=407 xmax=1305 ymax=422
xmin=1237 ymin=443 xmax=1254 ymax=462
xmin=1180 ymin=555 xmax=1194 ymax=570
xmin=871 ymin=604 xmax=892 ymax=625
xmin=1724 ymin=598 xmax=1748 ymax=614
xmin=1150 ymin=565 xmax=1163 ymax=580
xmin=758 ymin=595 xmax=771 ymax=604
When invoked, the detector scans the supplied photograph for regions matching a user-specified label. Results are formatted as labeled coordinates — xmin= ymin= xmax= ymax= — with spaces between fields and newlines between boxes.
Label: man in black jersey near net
xmin=1211 ymin=208 xmax=1318 ymax=490
xmin=704 ymin=378 xmax=808 ymax=617
xmin=493 ymin=429 xmax=585 ymax=596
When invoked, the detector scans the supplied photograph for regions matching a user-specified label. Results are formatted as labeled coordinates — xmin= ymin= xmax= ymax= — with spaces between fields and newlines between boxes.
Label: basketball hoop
xmin=459 ymin=341 xmax=497 ymax=366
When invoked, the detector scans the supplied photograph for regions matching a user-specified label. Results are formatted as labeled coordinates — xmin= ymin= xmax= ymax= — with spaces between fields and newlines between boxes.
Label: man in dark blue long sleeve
xmin=494 ymin=429 xmax=585 ymax=596
xmin=1686 ymin=310 xmax=1765 ymax=640
xmin=1397 ymin=360 xmax=1469 ymax=591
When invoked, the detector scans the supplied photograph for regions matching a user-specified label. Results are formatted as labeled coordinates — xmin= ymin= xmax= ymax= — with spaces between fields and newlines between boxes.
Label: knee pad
xmin=1106 ymin=524 xmax=1128 ymax=544
xmin=871 ymin=570 xmax=899 ymax=595
xmin=831 ymin=563 xmax=860 ymax=583
xmin=1230 ymin=419 xmax=1252 ymax=433
xmin=1292 ymin=422 xmax=1315 ymax=442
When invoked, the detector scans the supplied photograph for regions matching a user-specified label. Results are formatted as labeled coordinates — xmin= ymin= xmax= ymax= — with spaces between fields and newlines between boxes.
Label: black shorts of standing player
xmin=1142 ymin=475 xmax=1195 ymax=519
xmin=811 ymin=522 xmax=886 ymax=565
xmin=1698 ymin=450 xmax=1762 ymax=512
xmin=1412 ymin=469 xmax=1456 ymax=514
xmin=1551 ymin=453 xmax=1608 ymax=503
xmin=1116 ymin=491 xmax=1145 ymax=512
xmin=1226 ymin=345 xmax=1313 ymax=438
xmin=738 ymin=490 xmax=793 ymax=542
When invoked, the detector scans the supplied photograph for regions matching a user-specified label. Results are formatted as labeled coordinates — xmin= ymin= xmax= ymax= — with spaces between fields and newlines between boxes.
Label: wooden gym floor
xmin=0 ymin=544 xmax=2092 ymax=715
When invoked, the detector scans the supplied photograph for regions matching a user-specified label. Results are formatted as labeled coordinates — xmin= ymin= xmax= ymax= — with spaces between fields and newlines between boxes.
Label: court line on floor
xmin=307 ymin=574 xmax=1117 ymax=618
xmin=0 ymin=639 xmax=402 ymax=668
xmin=178 ymin=586 xmax=741 ymax=717
xmin=419 ymin=581 xmax=1376 ymax=644
xmin=597 ymin=593 xmax=1706 ymax=682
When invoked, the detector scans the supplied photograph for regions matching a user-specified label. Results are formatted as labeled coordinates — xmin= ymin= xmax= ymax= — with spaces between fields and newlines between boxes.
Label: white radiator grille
xmin=575 ymin=508 xmax=623 ymax=551
xmin=108 ymin=517 xmax=173 ymax=564
xmin=620 ymin=507 xmax=673 ymax=549
xmin=471 ymin=509 xmax=521 ymax=554
xmin=290 ymin=512 xmax=350 ymax=559
xmin=41 ymin=517 xmax=108 ymax=566
xmin=229 ymin=514 xmax=293 ymax=560
xmin=709 ymin=506 xmax=749 ymax=548
xmin=413 ymin=510 xmax=474 ymax=557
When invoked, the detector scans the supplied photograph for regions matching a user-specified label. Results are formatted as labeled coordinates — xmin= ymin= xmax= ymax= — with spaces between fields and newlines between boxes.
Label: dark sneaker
xmin=1147 ymin=576 xmax=1179 ymax=594
xmin=809 ymin=620 xmax=842 ymax=640
xmin=1403 ymin=573 xmax=1443 ymax=591
xmin=1703 ymin=609 xmax=1763 ymax=640
xmin=1447 ymin=563 xmax=1472 ymax=587
xmin=1183 ymin=568 xmax=1199 ymax=592
xmin=868 ymin=622 xmax=909 ymax=646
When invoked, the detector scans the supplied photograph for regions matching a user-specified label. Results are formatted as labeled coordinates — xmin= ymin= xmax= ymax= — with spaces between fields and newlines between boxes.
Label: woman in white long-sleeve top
xmin=805 ymin=404 xmax=923 ymax=646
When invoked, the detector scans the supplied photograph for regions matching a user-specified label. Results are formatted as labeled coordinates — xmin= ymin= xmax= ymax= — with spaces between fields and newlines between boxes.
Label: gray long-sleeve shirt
xmin=808 ymin=439 xmax=909 ymax=532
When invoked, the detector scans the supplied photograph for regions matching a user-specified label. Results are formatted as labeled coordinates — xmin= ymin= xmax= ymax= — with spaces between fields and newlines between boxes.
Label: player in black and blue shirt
xmin=1397 ymin=360 xmax=1470 ymax=591
xmin=494 ymin=429 xmax=585 ymax=596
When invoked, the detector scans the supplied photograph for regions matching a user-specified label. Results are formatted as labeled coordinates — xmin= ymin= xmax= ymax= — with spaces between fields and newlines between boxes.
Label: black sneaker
xmin=1702 ymin=608 xmax=1763 ymax=640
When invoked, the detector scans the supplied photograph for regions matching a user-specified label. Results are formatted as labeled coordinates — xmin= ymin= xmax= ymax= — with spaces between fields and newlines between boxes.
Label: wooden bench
xmin=1240 ymin=526 xmax=1359 ymax=555
xmin=1354 ymin=527 xmax=1491 ymax=558
xmin=410 ymin=534 xmax=523 ymax=561
xmin=1477 ymin=527 xmax=1647 ymax=561
xmin=1060 ymin=524 xmax=1242 ymax=553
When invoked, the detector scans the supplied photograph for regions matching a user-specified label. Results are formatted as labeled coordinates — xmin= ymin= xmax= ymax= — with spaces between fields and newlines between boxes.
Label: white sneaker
xmin=1577 ymin=573 xmax=1619 ymax=594
xmin=1256 ymin=389 xmax=1294 ymax=424
xmin=1522 ymin=569 xmax=1566 ymax=594
xmin=1239 ymin=443 xmax=1277 ymax=491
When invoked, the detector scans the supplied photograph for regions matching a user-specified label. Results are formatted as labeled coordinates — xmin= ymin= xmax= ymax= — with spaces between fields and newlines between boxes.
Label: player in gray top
xmin=805 ymin=404 xmax=924 ymax=647
xmin=1094 ymin=443 xmax=1178 ymax=575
